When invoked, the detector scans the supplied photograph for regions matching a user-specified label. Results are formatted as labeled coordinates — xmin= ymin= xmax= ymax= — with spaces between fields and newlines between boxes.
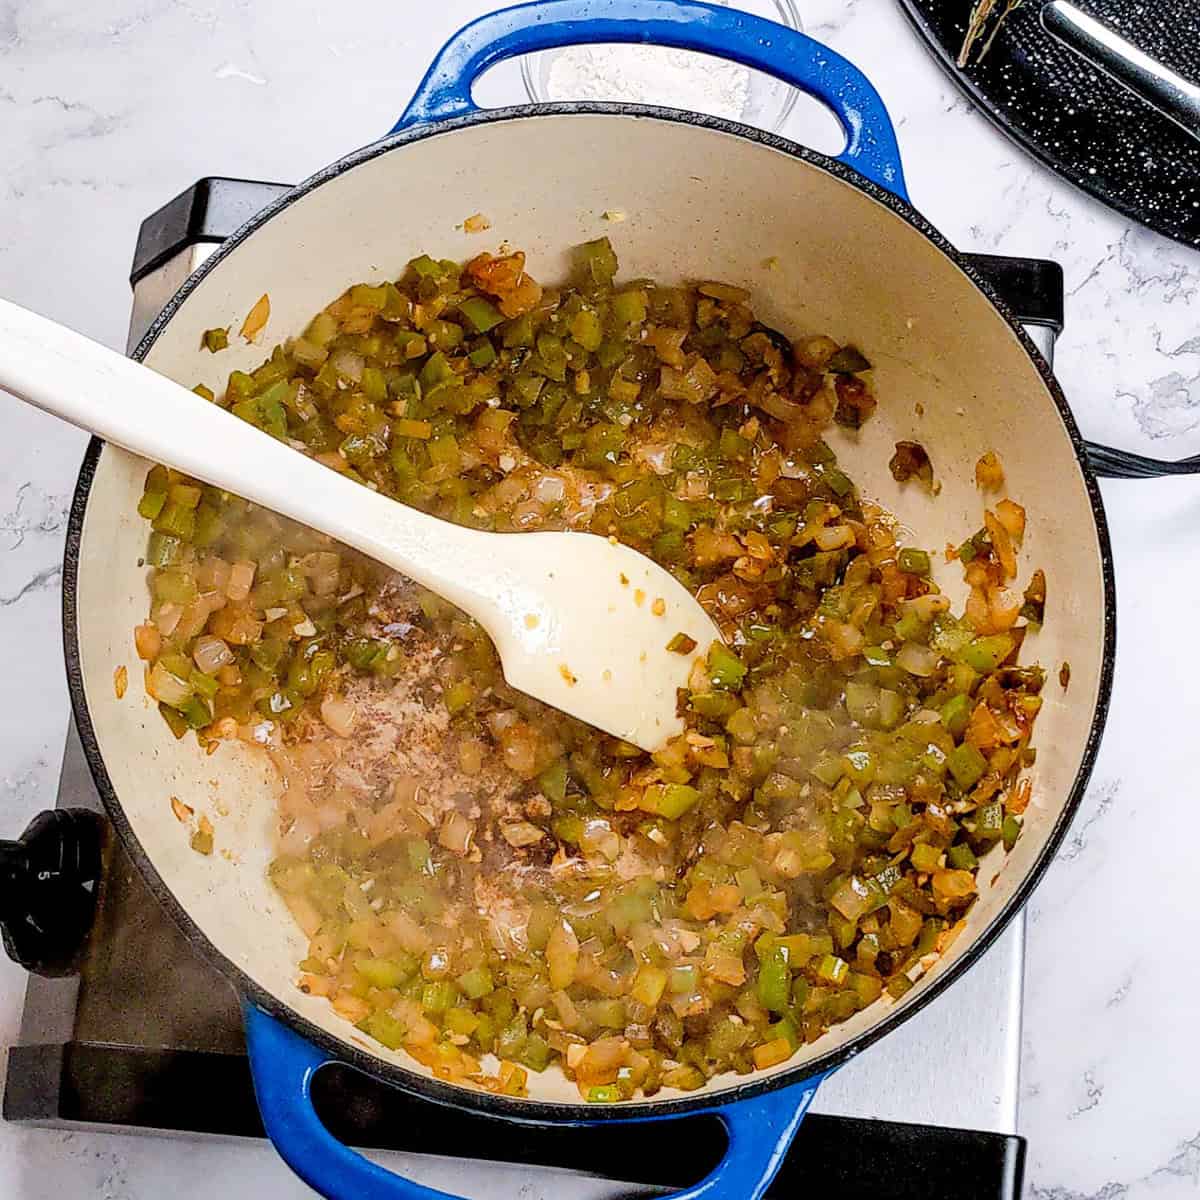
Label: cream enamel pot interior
xmin=59 ymin=3 xmax=1113 ymax=1197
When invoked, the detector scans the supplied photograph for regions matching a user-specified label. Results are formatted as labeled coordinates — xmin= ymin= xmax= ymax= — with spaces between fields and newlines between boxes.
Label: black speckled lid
xmin=899 ymin=0 xmax=1200 ymax=249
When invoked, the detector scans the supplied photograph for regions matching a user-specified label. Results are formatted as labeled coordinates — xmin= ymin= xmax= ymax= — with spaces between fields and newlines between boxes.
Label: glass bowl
xmin=520 ymin=0 xmax=804 ymax=133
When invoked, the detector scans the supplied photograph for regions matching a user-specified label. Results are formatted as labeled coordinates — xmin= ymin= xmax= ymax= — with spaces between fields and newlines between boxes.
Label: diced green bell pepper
xmin=962 ymin=635 xmax=1014 ymax=672
xmin=946 ymin=743 xmax=988 ymax=789
xmin=757 ymin=952 xmax=791 ymax=1014
xmin=459 ymin=297 xmax=505 ymax=333
xmin=707 ymin=642 xmax=746 ymax=691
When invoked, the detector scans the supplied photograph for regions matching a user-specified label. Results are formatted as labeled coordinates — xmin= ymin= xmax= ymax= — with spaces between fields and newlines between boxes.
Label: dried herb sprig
xmin=958 ymin=0 xmax=1025 ymax=67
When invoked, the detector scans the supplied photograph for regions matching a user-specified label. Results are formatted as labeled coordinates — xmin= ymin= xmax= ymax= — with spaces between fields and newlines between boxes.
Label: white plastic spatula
xmin=0 ymin=297 xmax=722 ymax=751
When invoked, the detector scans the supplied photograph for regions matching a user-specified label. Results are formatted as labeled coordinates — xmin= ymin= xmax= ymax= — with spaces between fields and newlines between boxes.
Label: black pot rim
xmin=62 ymin=101 xmax=1116 ymax=1126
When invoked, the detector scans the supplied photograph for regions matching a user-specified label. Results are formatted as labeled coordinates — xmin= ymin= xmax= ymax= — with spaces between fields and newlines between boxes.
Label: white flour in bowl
xmin=545 ymin=43 xmax=752 ymax=121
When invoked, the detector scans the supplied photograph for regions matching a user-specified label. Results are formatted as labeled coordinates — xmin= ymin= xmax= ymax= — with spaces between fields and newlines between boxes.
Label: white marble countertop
xmin=0 ymin=2 xmax=1197 ymax=1198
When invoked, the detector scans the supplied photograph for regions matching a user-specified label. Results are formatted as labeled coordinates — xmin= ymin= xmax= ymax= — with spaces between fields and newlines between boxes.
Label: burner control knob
xmin=0 ymin=808 xmax=104 ymax=976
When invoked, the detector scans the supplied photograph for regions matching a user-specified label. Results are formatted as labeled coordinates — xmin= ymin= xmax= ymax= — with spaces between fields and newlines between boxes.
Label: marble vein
xmin=1126 ymin=370 xmax=1200 ymax=441
xmin=0 ymin=4 xmax=18 ymax=52
xmin=1066 ymin=1071 xmax=1103 ymax=1121
xmin=0 ymin=483 xmax=69 ymax=551
xmin=1033 ymin=1130 xmax=1200 ymax=1200
xmin=1105 ymin=972 xmax=1133 ymax=1008
xmin=1056 ymin=779 xmax=1119 ymax=863
xmin=0 ymin=563 xmax=62 ymax=607
xmin=1067 ymin=236 xmax=1123 ymax=298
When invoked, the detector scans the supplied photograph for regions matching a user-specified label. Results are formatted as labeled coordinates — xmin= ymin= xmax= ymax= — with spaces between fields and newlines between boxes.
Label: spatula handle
xmin=0 ymin=297 xmax=487 ymax=599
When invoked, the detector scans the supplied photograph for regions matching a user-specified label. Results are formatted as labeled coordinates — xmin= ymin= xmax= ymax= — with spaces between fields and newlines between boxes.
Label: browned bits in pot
xmin=169 ymin=796 xmax=193 ymax=824
xmin=239 ymin=293 xmax=270 ymax=342
xmin=1008 ymin=777 xmax=1033 ymax=814
xmin=698 ymin=281 xmax=751 ymax=303
xmin=833 ymin=374 xmax=877 ymax=428
xmin=201 ymin=326 xmax=229 ymax=353
xmin=189 ymin=814 xmax=214 ymax=856
xmin=975 ymin=450 xmax=1005 ymax=491
xmin=467 ymin=251 xmax=542 ymax=317
xmin=983 ymin=510 xmax=1018 ymax=580
xmin=993 ymin=499 xmax=1026 ymax=543
xmin=297 ymin=974 xmax=329 ymax=997
xmin=794 ymin=334 xmax=839 ymax=370
xmin=1022 ymin=569 xmax=1047 ymax=626
xmin=1060 ymin=661 xmax=1071 ymax=690
xmin=889 ymin=440 xmax=933 ymax=486
xmin=462 ymin=213 xmax=491 ymax=234
xmin=666 ymin=632 xmax=697 ymax=655
xmin=113 ymin=664 xmax=128 ymax=699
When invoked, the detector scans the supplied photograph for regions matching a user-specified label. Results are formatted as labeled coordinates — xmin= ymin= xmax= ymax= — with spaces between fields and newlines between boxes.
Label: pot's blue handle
xmin=245 ymin=1003 xmax=827 ymax=1200
xmin=393 ymin=0 xmax=907 ymax=199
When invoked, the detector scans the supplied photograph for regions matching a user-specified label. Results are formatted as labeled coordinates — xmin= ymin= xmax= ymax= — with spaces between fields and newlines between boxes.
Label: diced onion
xmin=283 ymin=892 xmax=323 ymax=938
xmin=299 ymin=551 xmax=341 ymax=597
xmin=438 ymin=811 xmax=475 ymax=856
xmin=995 ymin=498 xmax=1026 ymax=541
xmin=175 ymin=598 xmax=217 ymax=642
xmin=635 ymin=443 xmax=674 ymax=475
xmin=147 ymin=661 xmax=190 ymax=706
xmin=486 ymin=709 xmax=520 ymax=736
xmin=320 ymin=694 xmax=358 ymax=737
xmin=823 ymin=620 xmax=864 ymax=659
xmin=227 ymin=560 xmax=256 ymax=602
xmin=389 ymin=909 xmax=432 ymax=954
xmin=932 ymin=869 xmax=976 ymax=900
xmin=975 ymin=451 xmax=1005 ymax=491
xmin=330 ymin=348 xmax=364 ymax=383
xmin=574 ymin=1036 xmax=627 ymax=1085
xmin=813 ymin=525 xmax=855 ymax=551
xmin=903 ymin=594 xmax=950 ymax=622
xmin=579 ymin=818 xmax=620 ymax=862
xmin=134 ymin=622 xmax=161 ymax=661
xmin=897 ymin=641 xmax=939 ymax=677
xmin=984 ymin=510 xmax=1018 ymax=579
xmin=510 ymin=500 xmax=545 ymax=529
xmin=757 ymin=392 xmax=806 ymax=423
xmin=153 ymin=603 xmax=182 ymax=638
xmin=987 ymin=586 xmax=1021 ymax=631
xmin=499 ymin=721 xmax=543 ymax=778
xmin=192 ymin=634 xmax=233 ymax=674
xmin=501 ymin=821 xmax=546 ymax=848
xmin=645 ymin=327 xmax=687 ymax=367
xmin=532 ymin=474 xmax=566 ymax=504
xmin=331 ymin=991 xmax=371 ymax=1024
xmin=547 ymin=919 xmax=580 ymax=991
